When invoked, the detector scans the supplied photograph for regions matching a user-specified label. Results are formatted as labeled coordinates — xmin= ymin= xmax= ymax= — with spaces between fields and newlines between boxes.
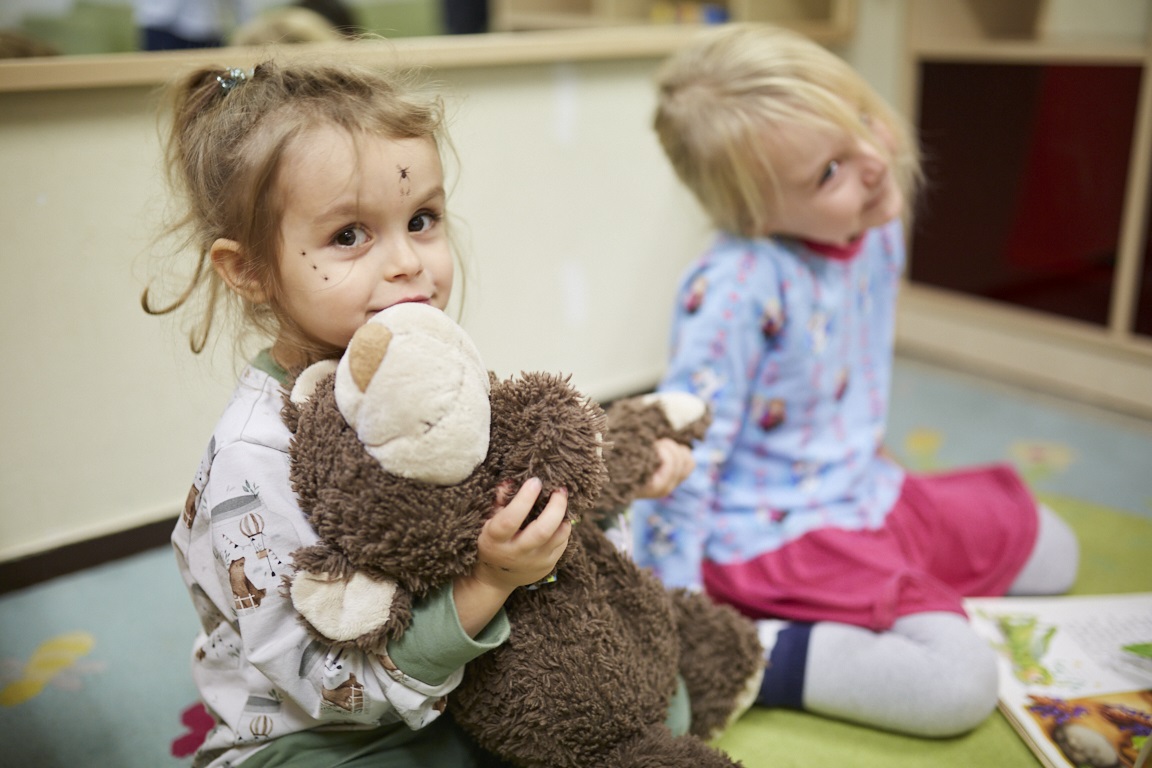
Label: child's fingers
xmin=517 ymin=488 xmax=570 ymax=549
xmin=650 ymin=441 xmax=678 ymax=484
xmin=486 ymin=478 xmax=542 ymax=541
xmin=641 ymin=439 xmax=695 ymax=498
xmin=668 ymin=440 xmax=696 ymax=482
xmin=535 ymin=493 xmax=572 ymax=563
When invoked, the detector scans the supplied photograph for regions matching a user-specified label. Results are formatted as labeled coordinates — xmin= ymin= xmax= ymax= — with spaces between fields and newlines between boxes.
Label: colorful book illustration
xmin=965 ymin=593 xmax=1152 ymax=768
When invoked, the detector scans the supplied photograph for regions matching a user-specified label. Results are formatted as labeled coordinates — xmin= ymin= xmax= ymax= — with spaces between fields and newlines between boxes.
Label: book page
xmin=965 ymin=593 xmax=1152 ymax=768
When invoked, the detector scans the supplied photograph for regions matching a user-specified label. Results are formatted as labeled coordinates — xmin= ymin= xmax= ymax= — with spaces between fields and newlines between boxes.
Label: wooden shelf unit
xmin=899 ymin=0 xmax=1152 ymax=418
xmin=491 ymin=0 xmax=857 ymax=44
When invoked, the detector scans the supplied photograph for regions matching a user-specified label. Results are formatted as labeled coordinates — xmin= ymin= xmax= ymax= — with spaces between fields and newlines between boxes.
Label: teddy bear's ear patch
xmin=290 ymin=359 xmax=340 ymax=405
xmin=349 ymin=323 xmax=393 ymax=393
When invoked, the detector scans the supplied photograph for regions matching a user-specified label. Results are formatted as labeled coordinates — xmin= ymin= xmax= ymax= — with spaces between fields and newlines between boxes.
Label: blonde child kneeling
xmin=632 ymin=24 xmax=1080 ymax=738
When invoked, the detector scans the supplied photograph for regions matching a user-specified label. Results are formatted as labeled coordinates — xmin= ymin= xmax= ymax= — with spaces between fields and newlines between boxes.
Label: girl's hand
xmin=452 ymin=478 xmax=570 ymax=636
xmin=475 ymin=478 xmax=571 ymax=591
xmin=635 ymin=438 xmax=695 ymax=499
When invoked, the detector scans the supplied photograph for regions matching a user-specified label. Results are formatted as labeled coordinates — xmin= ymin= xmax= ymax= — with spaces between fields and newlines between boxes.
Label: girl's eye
xmin=334 ymin=226 xmax=368 ymax=248
xmin=819 ymin=160 xmax=840 ymax=186
xmin=408 ymin=211 xmax=440 ymax=233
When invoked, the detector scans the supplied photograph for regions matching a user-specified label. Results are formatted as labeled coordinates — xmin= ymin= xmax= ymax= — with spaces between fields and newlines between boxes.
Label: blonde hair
xmin=143 ymin=57 xmax=453 ymax=360
xmin=654 ymin=23 xmax=921 ymax=238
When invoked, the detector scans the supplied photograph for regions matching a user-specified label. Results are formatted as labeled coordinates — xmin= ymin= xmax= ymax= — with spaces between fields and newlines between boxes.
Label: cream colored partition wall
xmin=437 ymin=58 xmax=711 ymax=397
xmin=0 ymin=84 xmax=240 ymax=563
xmin=0 ymin=8 xmax=904 ymax=563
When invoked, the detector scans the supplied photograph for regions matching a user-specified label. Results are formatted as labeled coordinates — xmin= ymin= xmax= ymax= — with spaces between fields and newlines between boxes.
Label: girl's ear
xmin=211 ymin=238 xmax=269 ymax=304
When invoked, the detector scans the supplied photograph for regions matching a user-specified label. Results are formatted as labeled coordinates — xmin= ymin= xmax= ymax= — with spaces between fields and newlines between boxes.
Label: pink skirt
xmin=701 ymin=464 xmax=1040 ymax=631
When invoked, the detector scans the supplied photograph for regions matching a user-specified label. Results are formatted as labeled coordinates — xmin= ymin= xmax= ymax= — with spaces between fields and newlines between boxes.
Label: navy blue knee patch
xmin=757 ymin=622 xmax=812 ymax=709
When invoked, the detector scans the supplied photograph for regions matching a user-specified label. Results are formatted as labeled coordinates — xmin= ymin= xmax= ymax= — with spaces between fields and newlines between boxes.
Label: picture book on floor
xmin=964 ymin=593 xmax=1152 ymax=768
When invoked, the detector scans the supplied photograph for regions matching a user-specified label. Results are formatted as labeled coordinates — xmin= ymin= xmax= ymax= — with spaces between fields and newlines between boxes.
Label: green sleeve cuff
xmin=388 ymin=583 xmax=510 ymax=685
xmin=665 ymin=675 xmax=691 ymax=737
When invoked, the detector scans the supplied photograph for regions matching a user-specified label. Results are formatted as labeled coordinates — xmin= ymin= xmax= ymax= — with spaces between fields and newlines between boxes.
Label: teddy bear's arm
xmin=595 ymin=392 xmax=711 ymax=519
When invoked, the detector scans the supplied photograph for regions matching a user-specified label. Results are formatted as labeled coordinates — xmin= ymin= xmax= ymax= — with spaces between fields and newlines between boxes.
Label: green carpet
xmin=715 ymin=496 xmax=1152 ymax=767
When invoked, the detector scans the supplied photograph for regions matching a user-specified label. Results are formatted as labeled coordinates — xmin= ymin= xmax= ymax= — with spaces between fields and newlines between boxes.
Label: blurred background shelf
xmin=491 ymin=0 xmax=857 ymax=43
xmin=898 ymin=0 xmax=1152 ymax=418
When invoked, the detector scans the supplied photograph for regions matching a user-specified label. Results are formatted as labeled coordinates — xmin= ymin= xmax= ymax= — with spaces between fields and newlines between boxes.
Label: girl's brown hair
xmin=142 ymin=57 xmax=450 ymax=359
xmin=654 ymin=23 xmax=922 ymax=238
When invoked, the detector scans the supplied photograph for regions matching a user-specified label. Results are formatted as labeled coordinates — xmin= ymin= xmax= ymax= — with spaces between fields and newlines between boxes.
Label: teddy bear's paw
xmin=638 ymin=391 xmax=709 ymax=436
xmin=709 ymin=662 xmax=765 ymax=740
xmin=668 ymin=588 xmax=764 ymax=740
xmin=289 ymin=570 xmax=398 ymax=643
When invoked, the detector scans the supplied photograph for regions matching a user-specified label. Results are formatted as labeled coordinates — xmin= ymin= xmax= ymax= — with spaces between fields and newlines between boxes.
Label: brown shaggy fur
xmin=284 ymin=364 xmax=762 ymax=768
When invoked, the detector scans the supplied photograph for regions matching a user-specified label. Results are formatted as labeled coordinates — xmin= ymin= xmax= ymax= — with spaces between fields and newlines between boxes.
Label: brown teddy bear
xmin=283 ymin=303 xmax=763 ymax=768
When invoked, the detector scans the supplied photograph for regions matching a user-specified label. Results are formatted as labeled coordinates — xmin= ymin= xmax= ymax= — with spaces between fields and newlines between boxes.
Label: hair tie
xmin=216 ymin=68 xmax=248 ymax=93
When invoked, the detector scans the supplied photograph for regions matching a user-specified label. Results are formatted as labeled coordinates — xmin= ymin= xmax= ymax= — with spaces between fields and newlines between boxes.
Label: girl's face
xmin=760 ymin=117 xmax=902 ymax=245
xmin=273 ymin=127 xmax=453 ymax=361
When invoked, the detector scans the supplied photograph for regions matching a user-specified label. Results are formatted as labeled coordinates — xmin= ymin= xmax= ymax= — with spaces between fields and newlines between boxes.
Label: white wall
xmin=0 ymin=3 xmax=908 ymax=562
xmin=444 ymin=59 xmax=713 ymax=394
